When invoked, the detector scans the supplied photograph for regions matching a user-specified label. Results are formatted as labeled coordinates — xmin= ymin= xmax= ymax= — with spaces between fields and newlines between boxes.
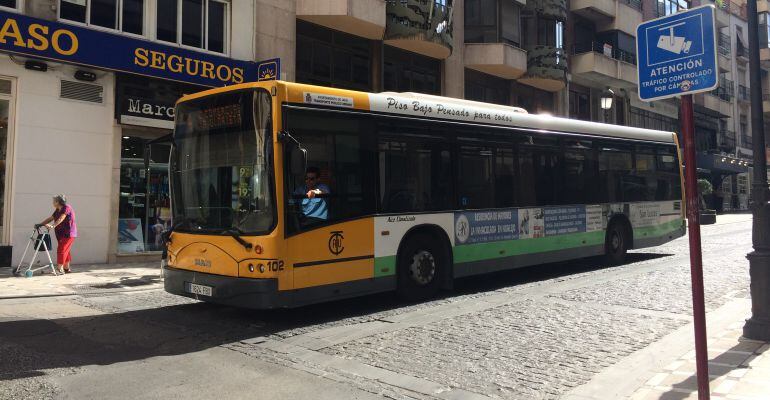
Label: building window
xmin=60 ymin=0 xmax=144 ymax=35
xmin=761 ymin=13 xmax=770 ymax=48
xmin=537 ymin=18 xmax=563 ymax=48
xmin=738 ymin=174 xmax=748 ymax=195
xmin=657 ymin=0 xmax=688 ymax=16
xmin=568 ymin=90 xmax=590 ymax=121
xmin=296 ymin=21 xmax=372 ymax=91
xmin=465 ymin=69 xmax=509 ymax=106
xmin=629 ymin=107 xmax=678 ymax=132
xmin=465 ymin=0 xmax=521 ymax=47
xmin=156 ymin=0 xmax=228 ymax=53
xmin=384 ymin=46 xmax=441 ymax=95
xmin=0 ymin=0 xmax=17 ymax=10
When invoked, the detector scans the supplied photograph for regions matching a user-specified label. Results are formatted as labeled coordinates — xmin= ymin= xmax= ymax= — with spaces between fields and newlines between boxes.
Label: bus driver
xmin=295 ymin=167 xmax=330 ymax=224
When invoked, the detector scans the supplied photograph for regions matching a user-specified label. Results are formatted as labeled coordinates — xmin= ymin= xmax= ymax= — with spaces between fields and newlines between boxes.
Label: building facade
xmin=0 ymin=0 xmax=762 ymax=264
xmin=0 ymin=0 xmax=259 ymax=264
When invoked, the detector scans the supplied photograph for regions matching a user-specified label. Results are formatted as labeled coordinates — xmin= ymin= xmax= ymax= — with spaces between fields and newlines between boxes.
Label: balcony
xmin=738 ymin=85 xmax=749 ymax=103
xmin=718 ymin=130 xmax=736 ymax=154
xmin=384 ymin=0 xmax=454 ymax=59
xmin=465 ymin=43 xmax=528 ymax=79
xmin=715 ymin=1 xmax=730 ymax=27
xmin=710 ymin=78 xmax=734 ymax=102
xmin=596 ymin=0 xmax=642 ymax=37
xmin=518 ymin=46 xmax=568 ymax=91
xmin=528 ymin=0 xmax=568 ymax=20
xmin=570 ymin=0 xmax=615 ymax=20
xmin=570 ymin=42 xmax=637 ymax=88
xmin=297 ymin=0 xmax=386 ymax=39
xmin=760 ymin=0 xmax=770 ymax=13
xmin=718 ymin=33 xmax=732 ymax=71
xmin=741 ymin=133 xmax=753 ymax=148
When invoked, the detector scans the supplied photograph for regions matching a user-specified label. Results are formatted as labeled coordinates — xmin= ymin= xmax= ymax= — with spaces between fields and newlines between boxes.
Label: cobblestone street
xmin=0 ymin=214 xmax=760 ymax=399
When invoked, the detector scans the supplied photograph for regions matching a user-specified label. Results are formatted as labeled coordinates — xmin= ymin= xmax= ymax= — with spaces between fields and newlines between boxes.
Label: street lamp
xmin=743 ymin=0 xmax=770 ymax=341
xmin=601 ymin=87 xmax=614 ymax=123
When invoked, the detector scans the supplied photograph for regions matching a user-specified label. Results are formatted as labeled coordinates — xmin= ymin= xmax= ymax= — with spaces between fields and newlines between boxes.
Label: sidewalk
xmin=631 ymin=318 xmax=770 ymax=400
xmin=567 ymin=298 xmax=769 ymax=400
xmin=0 ymin=262 xmax=162 ymax=299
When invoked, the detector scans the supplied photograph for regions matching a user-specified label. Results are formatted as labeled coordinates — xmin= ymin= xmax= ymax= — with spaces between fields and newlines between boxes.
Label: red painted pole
xmin=680 ymin=94 xmax=710 ymax=400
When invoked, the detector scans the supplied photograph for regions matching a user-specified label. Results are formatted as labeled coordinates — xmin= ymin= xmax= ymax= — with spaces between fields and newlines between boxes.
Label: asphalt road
xmin=0 ymin=214 xmax=753 ymax=400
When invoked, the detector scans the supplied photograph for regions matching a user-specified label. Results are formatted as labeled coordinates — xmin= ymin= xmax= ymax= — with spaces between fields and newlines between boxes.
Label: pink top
xmin=52 ymin=204 xmax=77 ymax=239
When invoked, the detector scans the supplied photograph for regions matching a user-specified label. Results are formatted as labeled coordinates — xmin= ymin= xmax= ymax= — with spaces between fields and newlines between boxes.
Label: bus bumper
xmin=163 ymin=266 xmax=287 ymax=309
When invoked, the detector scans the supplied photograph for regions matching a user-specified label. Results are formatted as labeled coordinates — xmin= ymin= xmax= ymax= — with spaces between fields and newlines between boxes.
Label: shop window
xmin=0 ymin=0 xmax=17 ymax=9
xmin=156 ymin=0 xmax=228 ymax=53
xmin=296 ymin=22 xmax=371 ymax=91
xmin=738 ymin=175 xmax=748 ymax=195
xmin=60 ymin=0 xmax=144 ymax=34
xmin=118 ymin=136 xmax=171 ymax=253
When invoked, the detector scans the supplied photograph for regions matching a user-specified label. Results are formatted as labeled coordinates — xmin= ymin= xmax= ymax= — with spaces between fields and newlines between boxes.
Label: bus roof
xmin=178 ymin=81 xmax=677 ymax=144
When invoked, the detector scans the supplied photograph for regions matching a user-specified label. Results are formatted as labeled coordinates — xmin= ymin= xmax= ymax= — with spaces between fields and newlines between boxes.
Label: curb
xmin=0 ymin=285 xmax=164 ymax=300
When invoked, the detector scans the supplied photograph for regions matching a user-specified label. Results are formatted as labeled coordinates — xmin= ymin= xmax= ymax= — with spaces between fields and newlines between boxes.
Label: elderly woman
xmin=36 ymin=194 xmax=77 ymax=274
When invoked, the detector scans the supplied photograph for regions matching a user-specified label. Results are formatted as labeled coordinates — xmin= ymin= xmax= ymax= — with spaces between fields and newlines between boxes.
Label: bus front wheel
xmin=397 ymin=233 xmax=444 ymax=302
xmin=605 ymin=221 xmax=629 ymax=265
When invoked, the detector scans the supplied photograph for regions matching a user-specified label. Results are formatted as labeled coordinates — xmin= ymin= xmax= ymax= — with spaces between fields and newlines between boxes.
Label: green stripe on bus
xmin=376 ymin=219 xmax=683 ymax=273
xmin=374 ymin=255 xmax=396 ymax=277
xmin=453 ymin=230 xmax=606 ymax=264
xmin=633 ymin=219 xmax=683 ymax=239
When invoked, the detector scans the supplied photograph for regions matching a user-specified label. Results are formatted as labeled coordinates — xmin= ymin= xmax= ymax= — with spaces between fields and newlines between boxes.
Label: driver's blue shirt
xmin=295 ymin=184 xmax=330 ymax=220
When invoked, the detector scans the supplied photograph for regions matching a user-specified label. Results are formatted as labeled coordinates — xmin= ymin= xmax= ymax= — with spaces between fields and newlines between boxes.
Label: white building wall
xmin=1 ymin=56 xmax=116 ymax=264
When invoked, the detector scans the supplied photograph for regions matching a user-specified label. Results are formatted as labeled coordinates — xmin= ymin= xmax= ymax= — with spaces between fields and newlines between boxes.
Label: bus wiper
xmin=223 ymin=228 xmax=253 ymax=251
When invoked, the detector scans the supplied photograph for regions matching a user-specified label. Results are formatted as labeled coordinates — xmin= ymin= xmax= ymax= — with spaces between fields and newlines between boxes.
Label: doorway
xmin=0 ymin=77 xmax=15 ymax=244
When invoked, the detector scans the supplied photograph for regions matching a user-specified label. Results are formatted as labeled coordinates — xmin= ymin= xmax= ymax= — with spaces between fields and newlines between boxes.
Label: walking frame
xmin=13 ymin=227 xmax=57 ymax=277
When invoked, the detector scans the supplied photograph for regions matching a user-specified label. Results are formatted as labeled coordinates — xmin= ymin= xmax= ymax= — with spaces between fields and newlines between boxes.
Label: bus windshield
xmin=171 ymin=89 xmax=274 ymax=234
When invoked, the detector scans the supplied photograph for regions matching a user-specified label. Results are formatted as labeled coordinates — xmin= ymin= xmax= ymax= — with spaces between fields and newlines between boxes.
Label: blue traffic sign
xmin=636 ymin=6 xmax=718 ymax=101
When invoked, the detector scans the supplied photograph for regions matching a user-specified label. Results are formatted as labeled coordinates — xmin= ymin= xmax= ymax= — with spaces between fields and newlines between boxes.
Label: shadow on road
xmin=0 ymin=252 xmax=673 ymax=381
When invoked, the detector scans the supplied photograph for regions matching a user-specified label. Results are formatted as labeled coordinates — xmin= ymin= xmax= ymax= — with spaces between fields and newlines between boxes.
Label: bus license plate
xmin=186 ymin=283 xmax=213 ymax=297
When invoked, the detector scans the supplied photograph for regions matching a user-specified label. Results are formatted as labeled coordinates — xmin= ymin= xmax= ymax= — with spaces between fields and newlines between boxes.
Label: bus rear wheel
xmin=397 ymin=234 xmax=444 ymax=302
xmin=605 ymin=221 xmax=629 ymax=265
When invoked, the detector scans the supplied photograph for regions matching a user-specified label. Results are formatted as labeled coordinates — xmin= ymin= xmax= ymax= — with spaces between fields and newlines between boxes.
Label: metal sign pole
xmin=680 ymin=94 xmax=710 ymax=400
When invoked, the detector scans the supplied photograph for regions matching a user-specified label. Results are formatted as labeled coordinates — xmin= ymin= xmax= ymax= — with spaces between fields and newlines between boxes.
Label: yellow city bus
xmin=163 ymin=80 xmax=685 ymax=309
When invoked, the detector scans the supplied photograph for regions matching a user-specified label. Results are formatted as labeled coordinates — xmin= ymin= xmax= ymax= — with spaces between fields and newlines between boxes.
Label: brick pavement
xmin=630 ymin=316 xmax=770 ymax=400
xmin=0 ymin=262 xmax=162 ymax=299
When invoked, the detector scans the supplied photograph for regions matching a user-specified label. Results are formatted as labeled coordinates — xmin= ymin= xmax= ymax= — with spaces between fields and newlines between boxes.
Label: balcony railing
xmin=571 ymin=42 xmax=637 ymax=65
xmin=741 ymin=133 xmax=753 ymax=147
xmin=718 ymin=129 xmax=736 ymax=152
xmin=718 ymin=33 xmax=731 ymax=56
xmin=710 ymin=78 xmax=734 ymax=101
xmin=738 ymin=85 xmax=749 ymax=101
xmin=620 ymin=0 xmax=642 ymax=11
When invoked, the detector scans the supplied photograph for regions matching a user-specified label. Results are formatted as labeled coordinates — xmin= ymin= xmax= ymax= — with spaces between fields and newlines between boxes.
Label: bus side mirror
xmin=290 ymin=146 xmax=307 ymax=176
